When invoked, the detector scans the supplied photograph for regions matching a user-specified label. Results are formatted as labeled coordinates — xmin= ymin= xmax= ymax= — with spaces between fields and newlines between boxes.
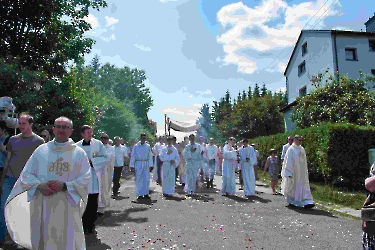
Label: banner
xmin=169 ymin=120 xmax=200 ymax=132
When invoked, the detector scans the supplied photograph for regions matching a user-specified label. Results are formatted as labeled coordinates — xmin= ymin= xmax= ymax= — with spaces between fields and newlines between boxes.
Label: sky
xmin=82 ymin=0 xmax=375 ymax=141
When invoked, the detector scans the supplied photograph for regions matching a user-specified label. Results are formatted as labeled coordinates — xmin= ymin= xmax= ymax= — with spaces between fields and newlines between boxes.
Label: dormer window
xmin=299 ymin=86 xmax=307 ymax=97
xmin=302 ymin=42 xmax=308 ymax=56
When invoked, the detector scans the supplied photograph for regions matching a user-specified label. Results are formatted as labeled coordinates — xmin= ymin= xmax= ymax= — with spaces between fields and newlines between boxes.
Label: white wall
xmin=335 ymin=35 xmax=375 ymax=86
xmin=286 ymin=31 xmax=335 ymax=105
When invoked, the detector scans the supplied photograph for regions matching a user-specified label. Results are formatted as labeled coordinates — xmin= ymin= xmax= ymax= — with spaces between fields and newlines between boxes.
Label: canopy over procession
xmin=0 ymin=105 xmax=315 ymax=249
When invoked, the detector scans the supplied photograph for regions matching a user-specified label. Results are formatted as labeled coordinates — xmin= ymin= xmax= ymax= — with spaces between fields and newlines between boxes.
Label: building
xmin=365 ymin=13 xmax=375 ymax=32
xmin=280 ymin=29 xmax=375 ymax=132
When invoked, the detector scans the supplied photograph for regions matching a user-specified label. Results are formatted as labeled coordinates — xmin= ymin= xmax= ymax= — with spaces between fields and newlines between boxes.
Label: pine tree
xmin=248 ymin=86 xmax=252 ymax=99
xmin=254 ymin=83 xmax=260 ymax=97
xmin=91 ymin=54 xmax=101 ymax=74
xmin=261 ymin=83 xmax=267 ymax=97
xmin=242 ymin=90 xmax=247 ymax=100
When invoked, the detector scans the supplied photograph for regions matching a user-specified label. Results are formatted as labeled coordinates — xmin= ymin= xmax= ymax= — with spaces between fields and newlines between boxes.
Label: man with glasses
xmin=159 ymin=136 xmax=180 ymax=197
xmin=4 ymin=116 xmax=91 ymax=249
xmin=0 ymin=113 xmax=44 ymax=247
xmin=183 ymin=134 xmax=202 ymax=196
xmin=75 ymin=125 xmax=109 ymax=235
xmin=280 ymin=135 xmax=315 ymax=209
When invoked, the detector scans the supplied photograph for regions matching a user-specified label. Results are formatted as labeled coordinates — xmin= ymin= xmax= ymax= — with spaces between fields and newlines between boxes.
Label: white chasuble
xmin=4 ymin=139 xmax=91 ymax=250
xmin=100 ymin=144 xmax=115 ymax=209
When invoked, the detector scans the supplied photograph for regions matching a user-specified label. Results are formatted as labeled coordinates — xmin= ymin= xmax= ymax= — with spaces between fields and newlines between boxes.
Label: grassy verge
xmin=257 ymin=170 xmax=366 ymax=220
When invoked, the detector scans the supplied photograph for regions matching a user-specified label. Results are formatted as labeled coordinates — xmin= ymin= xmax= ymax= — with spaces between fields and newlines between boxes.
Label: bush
xmin=250 ymin=122 xmax=375 ymax=191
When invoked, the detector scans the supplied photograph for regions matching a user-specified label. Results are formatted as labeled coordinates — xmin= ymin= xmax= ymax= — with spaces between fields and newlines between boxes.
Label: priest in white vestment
xmin=206 ymin=138 xmax=218 ymax=189
xmin=75 ymin=125 xmax=109 ymax=235
xmin=197 ymin=136 xmax=207 ymax=183
xmin=130 ymin=133 xmax=153 ymax=200
xmin=221 ymin=137 xmax=237 ymax=196
xmin=159 ymin=136 xmax=180 ymax=197
xmin=281 ymin=135 xmax=315 ymax=209
xmin=281 ymin=136 xmax=294 ymax=162
xmin=183 ymin=134 xmax=202 ymax=196
xmin=152 ymin=138 xmax=164 ymax=184
xmin=177 ymin=137 xmax=188 ymax=186
xmin=239 ymin=139 xmax=257 ymax=197
xmin=5 ymin=117 xmax=91 ymax=250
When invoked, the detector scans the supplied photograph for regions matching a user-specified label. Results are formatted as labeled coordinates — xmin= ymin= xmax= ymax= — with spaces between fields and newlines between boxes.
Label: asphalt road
xmin=85 ymin=172 xmax=363 ymax=250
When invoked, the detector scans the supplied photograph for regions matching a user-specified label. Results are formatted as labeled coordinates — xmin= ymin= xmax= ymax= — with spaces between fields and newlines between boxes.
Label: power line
xmin=263 ymin=0 xmax=332 ymax=72
xmin=270 ymin=0 xmax=341 ymax=70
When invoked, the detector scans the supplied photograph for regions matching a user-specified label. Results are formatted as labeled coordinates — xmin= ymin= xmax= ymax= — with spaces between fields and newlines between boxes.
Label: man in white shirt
xmin=159 ymin=136 xmax=180 ymax=197
xmin=112 ymin=136 xmax=129 ymax=197
xmin=206 ymin=138 xmax=218 ymax=188
xmin=281 ymin=136 xmax=294 ymax=162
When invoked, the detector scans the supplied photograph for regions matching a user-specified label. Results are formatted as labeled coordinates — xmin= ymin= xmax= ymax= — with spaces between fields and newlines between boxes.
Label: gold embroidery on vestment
xmin=48 ymin=157 xmax=71 ymax=176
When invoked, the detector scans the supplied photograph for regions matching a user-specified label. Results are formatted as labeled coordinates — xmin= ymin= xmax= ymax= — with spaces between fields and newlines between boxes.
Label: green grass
xmin=257 ymin=170 xmax=366 ymax=214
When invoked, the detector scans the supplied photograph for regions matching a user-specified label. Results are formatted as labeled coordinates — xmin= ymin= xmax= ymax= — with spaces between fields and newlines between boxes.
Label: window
xmin=372 ymin=69 xmax=375 ymax=76
xmin=345 ymin=48 xmax=357 ymax=60
xmin=299 ymin=86 xmax=307 ymax=97
xmin=298 ymin=61 xmax=306 ymax=76
xmin=370 ymin=40 xmax=375 ymax=51
xmin=302 ymin=42 xmax=308 ymax=56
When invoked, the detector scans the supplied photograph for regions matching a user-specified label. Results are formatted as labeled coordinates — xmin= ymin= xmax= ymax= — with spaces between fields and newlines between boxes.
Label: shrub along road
xmin=86 ymin=172 xmax=362 ymax=250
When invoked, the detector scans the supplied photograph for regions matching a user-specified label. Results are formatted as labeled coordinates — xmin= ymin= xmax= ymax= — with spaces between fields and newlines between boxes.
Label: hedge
xmin=250 ymin=122 xmax=375 ymax=191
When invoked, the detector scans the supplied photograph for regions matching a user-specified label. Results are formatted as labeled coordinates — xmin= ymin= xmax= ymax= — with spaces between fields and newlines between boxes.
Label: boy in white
xmin=206 ymin=138 xmax=218 ymax=189
xmin=75 ymin=125 xmax=108 ymax=235
xmin=5 ymin=117 xmax=91 ymax=250
xmin=183 ymin=134 xmax=202 ymax=196
xmin=239 ymin=139 xmax=257 ymax=197
xmin=130 ymin=133 xmax=154 ymax=200
xmin=159 ymin=136 xmax=180 ymax=197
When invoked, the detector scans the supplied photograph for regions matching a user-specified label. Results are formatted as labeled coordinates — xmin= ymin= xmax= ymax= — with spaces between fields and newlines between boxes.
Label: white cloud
xmin=100 ymin=33 xmax=116 ymax=43
xmin=105 ymin=16 xmax=119 ymax=26
xmin=134 ymin=44 xmax=152 ymax=52
xmin=196 ymin=89 xmax=212 ymax=95
xmin=216 ymin=0 xmax=342 ymax=74
xmin=332 ymin=26 xmax=353 ymax=31
xmin=188 ymin=95 xmax=193 ymax=98
xmin=84 ymin=13 xmax=99 ymax=29
xmin=162 ymin=108 xmax=185 ymax=115
xmin=278 ymin=62 xmax=287 ymax=73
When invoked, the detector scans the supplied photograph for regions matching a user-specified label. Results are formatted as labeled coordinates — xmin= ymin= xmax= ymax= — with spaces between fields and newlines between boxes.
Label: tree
xmin=254 ymin=83 xmax=260 ymax=97
xmin=91 ymin=54 xmax=101 ymax=74
xmin=196 ymin=103 xmax=212 ymax=142
xmin=0 ymin=0 xmax=107 ymax=78
xmin=291 ymin=70 xmax=375 ymax=128
xmin=247 ymin=86 xmax=252 ymax=99
xmin=242 ymin=90 xmax=247 ymax=101
xmin=261 ymin=83 xmax=268 ymax=97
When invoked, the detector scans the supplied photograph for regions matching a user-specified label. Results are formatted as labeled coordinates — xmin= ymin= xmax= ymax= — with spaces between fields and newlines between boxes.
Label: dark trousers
xmin=239 ymin=170 xmax=244 ymax=186
xmin=175 ymin=167 xmax=179 ymax=182
xmin=157 ymin=156 xmax=162 ymax=183
xmin=82 ymin=193 xmax=99 ymax=231
xmin=113 ymin=166 xmax=123 ymax=194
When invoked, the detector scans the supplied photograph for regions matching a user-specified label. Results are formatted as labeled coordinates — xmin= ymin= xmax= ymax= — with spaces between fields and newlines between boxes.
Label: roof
xmin=365 ymin=14 xmax=375 ymax=25
xmin=279 ymin=100 xmax=298 ymax=113
xmin=283 ymin=30 xmax=375 ymax=76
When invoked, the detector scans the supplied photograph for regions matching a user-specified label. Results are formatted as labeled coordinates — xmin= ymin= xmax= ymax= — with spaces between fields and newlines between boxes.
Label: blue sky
xmin=83 ymin=0 xmax=375 ymax=141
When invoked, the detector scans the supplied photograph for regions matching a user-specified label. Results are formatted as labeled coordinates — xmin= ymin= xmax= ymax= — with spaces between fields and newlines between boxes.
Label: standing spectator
xmin=112 ymin=136 xmax=128 ymax=197
xmin=0 ymin=121 xmax=10 ymax=179
xmin=0 ymin=113 xmax=44 ymax=247
xmin=281 ymin=136 xmax=294 ymax=162
xmin=39 ymin=130 xmax=51 ymax=142
xmin=264 ymin=149 xmax=280 ymax=195
xmin=281 ymin=135 xmax=314 ymax=209
xmin=251 ymin=143 xmax=259 ymax=181
xmin=4 ymin=116 xmax=90 ymax=249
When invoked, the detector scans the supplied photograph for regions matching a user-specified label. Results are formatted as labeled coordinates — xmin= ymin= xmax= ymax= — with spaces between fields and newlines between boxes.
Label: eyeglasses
xmin=100 ymin=137 xmax=109 ymax=140
xmin=54 ymin=125 xmax=72 ymax=130
xmin=40 ymin=135 xmax=48 ymax=138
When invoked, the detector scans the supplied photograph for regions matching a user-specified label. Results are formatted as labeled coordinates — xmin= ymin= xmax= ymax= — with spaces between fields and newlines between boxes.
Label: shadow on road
xmin=225 ymin=195 xmax=272 ymax=203
xmin=97 ymin=207 xmax=149 ymax=227
xmin=287 ymin=205 xmax=338 ymax=218
xmin=86 ymin=235 xmax=112 ymax=249
xmin=165 ymin=195 xmax=186 ymax=202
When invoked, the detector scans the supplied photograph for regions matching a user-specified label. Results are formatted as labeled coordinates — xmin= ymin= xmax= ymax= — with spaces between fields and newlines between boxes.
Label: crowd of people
xmin=0 ymin=113 xmax=315 ymax=249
